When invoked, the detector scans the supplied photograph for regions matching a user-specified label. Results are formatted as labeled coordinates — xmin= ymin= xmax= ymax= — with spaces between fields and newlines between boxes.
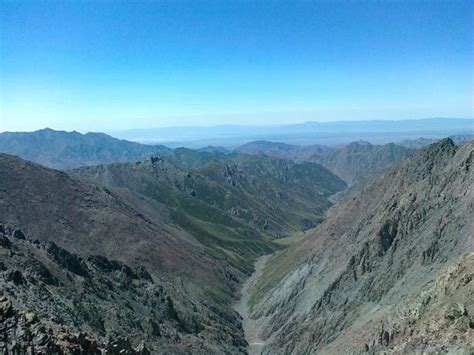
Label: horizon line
xmin=1 ymin=117 xmax=473 ymax=135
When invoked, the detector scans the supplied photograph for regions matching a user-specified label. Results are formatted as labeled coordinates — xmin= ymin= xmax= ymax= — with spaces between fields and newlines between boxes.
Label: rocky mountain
xmin=309 ymin=141 xmax=415 ymax=185
xmin=235 ymin=141 xmax=330 ymax=162
xmin=235 ymin=140 xmax=414 ymax=185
xmin=0 ymin=150 xmax=345 ymax=353
xmin=248 ymin=139 xmax=473 ymax=353
xmin=3 ymin=126 xmax=469 ymax=353
xmin=73 ymin=153 xmax=345 ymax=273
xmin=0 ymin=228 xmax=190 ymax=354
xmin=0 ymin=128 xmax=170 ymax=169
xmin=0 ymin=154 xmax=247 ymax=353
xmin=398 ymin=133 xmax=474 ymax=149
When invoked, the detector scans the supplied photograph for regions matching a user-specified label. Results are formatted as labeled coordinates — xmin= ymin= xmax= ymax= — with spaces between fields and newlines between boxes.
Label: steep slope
xmin=0 ymin=151 xmax=345 ymax=353
xmin=0 ymin=128 xmax=170 ymax=169
xmin=249 ymin=139 xmax=473 ymax=353
xmin=398 ymin=133 xmax=474 ymax=149
xmin=73 ymin=154 xmax=346 ymax=272
xmin=0 ymin=154 xmax=205 ymax=277
xmin=194 ymin=154 xmax=345 ymax=230
xmin=309 ymin=141 xmax=415 ymax=185
xmin=0 ymin=154 xmax=247 ymax=353
xmin=0 ymin=229 xmax=206 ymax=354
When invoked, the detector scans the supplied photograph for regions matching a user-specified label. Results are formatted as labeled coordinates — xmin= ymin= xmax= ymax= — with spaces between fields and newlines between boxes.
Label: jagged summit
xmin=418 ymin=137 xmax=457 ymax=157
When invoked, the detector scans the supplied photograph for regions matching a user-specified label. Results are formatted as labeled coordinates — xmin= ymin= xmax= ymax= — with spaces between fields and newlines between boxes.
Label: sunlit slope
xmin=251 ymin=139 xmax=473 ymax=353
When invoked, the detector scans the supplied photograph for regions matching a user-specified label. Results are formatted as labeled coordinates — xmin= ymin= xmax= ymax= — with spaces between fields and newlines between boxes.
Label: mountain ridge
xmin=0 ymin=128 xmax=170 ymax=169
xmin=248 ymin=139 xmax=474 ymax=353
xmin=0 ymin=147 xmax=345 ymax=353
xmin=72 ymin=152 xmax=345 ymax=273
xmin=235 ymin=140 xmax=415 ymax=185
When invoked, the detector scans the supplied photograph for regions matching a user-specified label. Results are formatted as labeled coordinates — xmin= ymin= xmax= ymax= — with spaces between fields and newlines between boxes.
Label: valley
xmin=248 ymin=139 xmax=474 ymax=353
xmin=3 ymin=2 xmax=472 ymax=353
xmin=234 ymin=255 xmax=271 ymax=355
xmin=0 ymin=129 xmax=472 ymax=354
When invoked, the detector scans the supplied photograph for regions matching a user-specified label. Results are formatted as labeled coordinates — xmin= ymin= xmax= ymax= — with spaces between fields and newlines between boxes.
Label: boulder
xmin=13 ymin=229 xmax=26 ymax=240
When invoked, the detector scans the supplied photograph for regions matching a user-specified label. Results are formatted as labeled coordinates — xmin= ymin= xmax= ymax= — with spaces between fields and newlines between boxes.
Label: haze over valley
xmin=108 ymin=118 xmax=474 ymax=148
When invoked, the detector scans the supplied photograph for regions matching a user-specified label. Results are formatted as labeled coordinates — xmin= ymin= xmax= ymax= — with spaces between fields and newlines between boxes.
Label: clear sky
xmin=1 ymin=0 xmax=473 ymax=132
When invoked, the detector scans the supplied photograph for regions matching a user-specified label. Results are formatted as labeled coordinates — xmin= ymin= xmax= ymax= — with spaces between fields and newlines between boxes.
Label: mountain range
xmin=0 ymin=128 xmax=170 ymax=169
xmin=109 ymin=118 xmax=474 ymax=147
xmin=0 ymin=128 xmax=416 ymax=185
xmin=236 ymin=140 xmax=416 ymax=185
xmin=0 ymin=138 xmax=344 ymax=352
xmin=0 ymin=127 xmax=472 ymax=353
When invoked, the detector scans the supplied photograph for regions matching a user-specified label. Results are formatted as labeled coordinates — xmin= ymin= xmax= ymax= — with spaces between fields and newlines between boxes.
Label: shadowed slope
xmin=0 ymin=153 xmax=205 ymax=277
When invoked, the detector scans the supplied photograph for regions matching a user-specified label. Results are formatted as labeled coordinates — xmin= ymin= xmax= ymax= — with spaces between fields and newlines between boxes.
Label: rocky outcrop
xmin=250 ymin=139 xmax=474 ymax=353
xmin=0 ymin=297 xmax=152 ymax=354
xmin=0 ymin=225 xmax=247 ymax=353
xmin=0 ymin=148 xmax=346 ymax=353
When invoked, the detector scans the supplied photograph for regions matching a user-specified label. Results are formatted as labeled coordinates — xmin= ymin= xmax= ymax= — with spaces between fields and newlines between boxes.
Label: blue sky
xmin=1 ymin=0 xmax=472 ymax=132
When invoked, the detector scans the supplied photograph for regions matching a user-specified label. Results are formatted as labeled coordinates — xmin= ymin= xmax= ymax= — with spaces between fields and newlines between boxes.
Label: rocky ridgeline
xmin=235 ymin=140 xmax=415 ymax=186
xmin=0 ymin=225 xmax=244 ymax=354
xmin=250 ymin=139 xmax=474 ymax=353
xmin=0 ymin=152 xmax=254 ymax=353
xmin=0 ymin=225 xmax=152 ymax=354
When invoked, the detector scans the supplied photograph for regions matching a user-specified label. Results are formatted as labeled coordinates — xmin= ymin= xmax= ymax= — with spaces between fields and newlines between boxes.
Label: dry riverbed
xmin=234 ymin=254 xmax=271 ymax=355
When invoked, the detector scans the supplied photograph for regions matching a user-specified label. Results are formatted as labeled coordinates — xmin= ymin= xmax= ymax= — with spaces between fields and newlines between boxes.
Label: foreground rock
xmin=0 ymin=226 xmax=245 ymax=353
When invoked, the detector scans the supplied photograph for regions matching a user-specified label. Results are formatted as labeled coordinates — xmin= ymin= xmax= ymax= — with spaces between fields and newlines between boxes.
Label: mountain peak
xmin=414 ymin=137 xmax=457 ymax=165
xmin=0 ymin=129 xmax=165 ymax=169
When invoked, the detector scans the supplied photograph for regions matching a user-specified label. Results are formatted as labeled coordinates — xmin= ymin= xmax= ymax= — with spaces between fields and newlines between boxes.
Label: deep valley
xmin=0 ymin=129 xmax=472 ymax=354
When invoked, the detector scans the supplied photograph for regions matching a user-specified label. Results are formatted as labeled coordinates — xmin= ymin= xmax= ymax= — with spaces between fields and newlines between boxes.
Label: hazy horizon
xmin=0 ymin=116 xmax=472 ymax=135
xmin=2 ymin=118 xmax=471 ymax=149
